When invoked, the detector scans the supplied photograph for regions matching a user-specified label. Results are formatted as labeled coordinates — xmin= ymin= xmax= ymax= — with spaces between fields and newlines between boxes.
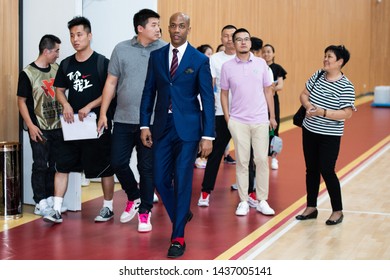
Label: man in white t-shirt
xmin=197 ymin=25 xmax=237 ymax=207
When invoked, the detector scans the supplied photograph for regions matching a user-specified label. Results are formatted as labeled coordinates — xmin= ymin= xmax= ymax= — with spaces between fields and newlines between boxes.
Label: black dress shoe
xmin=186 ymin=211 xmax=193 ymax=223
xmin=167 ymin=241 xmax=186 ymax=258
xmin=325 ymin=214 xmax=343 ymax=225
xmin=296 ymin=209 xmax=318 ymax=220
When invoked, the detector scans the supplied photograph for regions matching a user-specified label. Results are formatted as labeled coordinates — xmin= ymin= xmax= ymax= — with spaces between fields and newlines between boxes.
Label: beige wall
xmin=1 ymin=0 xmax=389 ymax=141
xmin=158 ymin=0 xmax=390 ymax=118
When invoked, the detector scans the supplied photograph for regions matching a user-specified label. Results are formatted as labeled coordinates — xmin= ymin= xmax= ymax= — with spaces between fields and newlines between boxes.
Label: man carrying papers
xmin=43 ymin=16 xmax=115 ymax=224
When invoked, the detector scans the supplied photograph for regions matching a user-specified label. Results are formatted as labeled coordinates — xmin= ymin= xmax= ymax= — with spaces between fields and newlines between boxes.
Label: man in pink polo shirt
xmin=220 ymin=28 xmax=277 ymax=216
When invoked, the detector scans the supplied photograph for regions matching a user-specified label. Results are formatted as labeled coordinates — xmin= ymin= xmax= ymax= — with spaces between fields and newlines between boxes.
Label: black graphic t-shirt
xmin=54 ymin=51 xmax=109 ymax=117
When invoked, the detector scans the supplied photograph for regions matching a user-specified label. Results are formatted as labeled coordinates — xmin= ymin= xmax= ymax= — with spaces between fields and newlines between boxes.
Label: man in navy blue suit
xmin=140 ymin=12 xmax=215 ymax=258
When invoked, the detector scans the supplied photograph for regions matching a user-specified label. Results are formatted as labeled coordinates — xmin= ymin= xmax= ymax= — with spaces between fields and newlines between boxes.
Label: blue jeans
xmin=111 ymin=123 xmax=154 ymax=212
xmin=29 ymin=128 xmax=63 ymax=203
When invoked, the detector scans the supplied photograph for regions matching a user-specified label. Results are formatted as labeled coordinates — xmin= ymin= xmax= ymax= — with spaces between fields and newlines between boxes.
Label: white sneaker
xmin=195 ymin=157 xmax=207 ymax=168
xmin=271 ymin=158 xmax=279 ymax=170
xmin=153 ymin=193 xmax=159 ymax=203
xmin=47 ymin=196 xmax=68 ymax=213
xmin=256 ymin=200 xmax=275 ymax=215
xmin=120 ymin=198 xmax=141 ymax=223
xmin=138 ymin=212 xmax=152 ymax=232
xmin=235 ymin=201 xmax=250 ymax=216
xmin=34 ymin=202 xmax=52 ymax=216
xmin=81 ymin=173 xmax=90 ymax=186
xmin=231 ymin=183 xmax=238 ymax=190
xmin=197 ymin=192 xmax=210 ymax=207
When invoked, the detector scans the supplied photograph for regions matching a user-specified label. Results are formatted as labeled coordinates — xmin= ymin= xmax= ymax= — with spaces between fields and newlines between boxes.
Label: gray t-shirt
xmin=108 ymin=36 xmax=166 ymax=124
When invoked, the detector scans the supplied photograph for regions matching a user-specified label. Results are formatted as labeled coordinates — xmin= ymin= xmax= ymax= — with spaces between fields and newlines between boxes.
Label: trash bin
xmin=372 ymin=86 xmax=390 ymax=107
xmin=0 ymin=142 xmax=22 ymax=219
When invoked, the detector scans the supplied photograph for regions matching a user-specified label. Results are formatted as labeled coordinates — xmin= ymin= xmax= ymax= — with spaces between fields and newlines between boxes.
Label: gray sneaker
xmin=94 ymin=207 xmax=114 ymax=222
xmin=43 ymin=209 xmax=63 ymax=224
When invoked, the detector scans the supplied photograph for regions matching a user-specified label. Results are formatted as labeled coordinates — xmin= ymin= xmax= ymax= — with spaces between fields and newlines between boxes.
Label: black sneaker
xmin=94 ymin=207 xmax=114 ymax=222
xmin=224 ymin=155 xmax=236 ymax=164
xmin=43 ymin=209 xmax=63 ymax=224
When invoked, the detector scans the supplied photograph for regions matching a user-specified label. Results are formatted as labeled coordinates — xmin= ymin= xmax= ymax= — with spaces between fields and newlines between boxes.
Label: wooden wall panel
xmin=370 ymin=0 xmax=390 ymax=88
xmin=0 ymin=0 xmax=19 ymax=142
xmin=158 ymin=0 xmax=389 ymax=119
xmin=0 ymin=1 xmax=389 ymax=140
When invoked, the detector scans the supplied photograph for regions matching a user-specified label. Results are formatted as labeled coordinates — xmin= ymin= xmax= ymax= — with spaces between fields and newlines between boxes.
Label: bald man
xmin=140 ymin=12 xmax=215 ymax=258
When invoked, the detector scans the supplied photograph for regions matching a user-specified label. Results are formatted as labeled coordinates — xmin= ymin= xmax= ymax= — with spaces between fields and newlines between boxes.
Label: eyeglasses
xmin=235 ymin=37 xmax=250 ymax=43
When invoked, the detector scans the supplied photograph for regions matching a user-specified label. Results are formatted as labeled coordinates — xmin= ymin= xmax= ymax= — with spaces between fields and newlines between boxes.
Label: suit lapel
xmin=161 ymin=45 xmax=170 ymax=79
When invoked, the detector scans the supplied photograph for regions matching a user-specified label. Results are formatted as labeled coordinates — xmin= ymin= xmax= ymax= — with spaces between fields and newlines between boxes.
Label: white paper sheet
xmin=60 ymin=113 xmax=98 ymax=141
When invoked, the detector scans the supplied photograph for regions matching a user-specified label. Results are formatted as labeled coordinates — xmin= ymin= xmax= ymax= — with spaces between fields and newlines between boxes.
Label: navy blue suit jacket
xmin=140 ymin=43 xmax=215 ymax=141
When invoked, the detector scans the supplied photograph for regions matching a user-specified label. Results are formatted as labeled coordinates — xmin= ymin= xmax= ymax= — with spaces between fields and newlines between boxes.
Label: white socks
xmin=103 ymin=199 xmax=113 ymax=211
xmin=53 ymin=197 xmax=64 ymax=212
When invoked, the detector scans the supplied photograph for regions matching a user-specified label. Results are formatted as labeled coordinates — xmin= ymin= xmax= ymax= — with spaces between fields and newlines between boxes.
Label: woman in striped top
xmin=296 ymin=45 xmax=355 ymax=225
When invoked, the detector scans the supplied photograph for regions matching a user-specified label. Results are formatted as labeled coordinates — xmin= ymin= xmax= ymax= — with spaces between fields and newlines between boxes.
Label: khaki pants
xmin=228 ymin=119 xmax=270 ymax=202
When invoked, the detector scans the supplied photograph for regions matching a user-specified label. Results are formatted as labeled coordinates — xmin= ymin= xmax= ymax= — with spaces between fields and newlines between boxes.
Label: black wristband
xmin=323 ymin=109 xmax=327 ymax=117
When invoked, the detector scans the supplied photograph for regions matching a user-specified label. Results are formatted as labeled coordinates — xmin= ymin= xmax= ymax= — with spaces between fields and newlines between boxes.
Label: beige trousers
xmin=228 ymin=119 xmax=270 ymax=202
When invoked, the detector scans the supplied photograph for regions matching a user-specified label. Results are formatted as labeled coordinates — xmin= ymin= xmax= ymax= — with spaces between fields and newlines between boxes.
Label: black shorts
xmin=55 ymin=132 xmax=114 ymax=178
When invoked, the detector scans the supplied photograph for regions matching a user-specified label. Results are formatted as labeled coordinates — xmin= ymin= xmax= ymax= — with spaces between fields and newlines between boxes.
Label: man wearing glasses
xmin=220 ymin=28 xmax=277 ymax=217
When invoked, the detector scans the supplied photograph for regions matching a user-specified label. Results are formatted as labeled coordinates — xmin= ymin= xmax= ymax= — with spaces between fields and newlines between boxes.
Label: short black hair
xmin=68 ymin=16 xmax=92 ymax=33
xmin=221 ymin=24 xmax=237 ymax=34
xmin=232 ymin=28 xmax=251 ymax=41
xmin=38 ymin=34 xmax=61 ymax=55
xmin=325 ymin=45 xmax=350 ymax=67
xmin=133 ymin=9 xmax=160 ymax=34
xmin=250 ymin=37 xmax=263 ymax=51
xmin=197 ymin=44 xmax=213 ymax=54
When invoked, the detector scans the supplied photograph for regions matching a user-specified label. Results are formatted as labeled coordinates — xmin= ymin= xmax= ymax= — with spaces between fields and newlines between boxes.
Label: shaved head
xmin=169 ymin=12 xmax=190 ymax=26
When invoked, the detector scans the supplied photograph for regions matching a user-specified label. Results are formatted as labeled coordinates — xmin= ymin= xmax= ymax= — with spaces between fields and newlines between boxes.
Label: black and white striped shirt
xmin=303 ymin=70 xmax=355 ymax=136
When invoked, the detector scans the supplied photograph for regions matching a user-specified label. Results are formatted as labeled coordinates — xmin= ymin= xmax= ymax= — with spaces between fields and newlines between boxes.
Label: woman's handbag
xmin=293 ymin=70 xmax=325 ymax=127
xmin=293 ymin=106 xmax=306 ymax=127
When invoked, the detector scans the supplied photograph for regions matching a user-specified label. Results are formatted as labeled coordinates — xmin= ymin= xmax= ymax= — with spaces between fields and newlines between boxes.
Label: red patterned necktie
xmin=170 ymin=48 xmax=178 ymax=78
xmin=169 ymin=49 xmax=178 ymax=112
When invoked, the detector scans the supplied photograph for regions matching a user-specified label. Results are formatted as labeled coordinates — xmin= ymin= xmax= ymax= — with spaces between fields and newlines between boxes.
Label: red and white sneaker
xmin=248 ymin=192 xmax=259 ymax=208
xmin=138 ymin=212 xmax=152 ymax=232
xmin=120 ymin=198 xmax=141 ymax=223
xmin=197 ymin=192 xmax=210 ymax=207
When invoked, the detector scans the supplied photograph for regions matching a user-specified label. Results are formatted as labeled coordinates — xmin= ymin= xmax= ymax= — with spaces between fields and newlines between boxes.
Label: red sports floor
xmin=1 ymin=100 xmax=389 ymax=260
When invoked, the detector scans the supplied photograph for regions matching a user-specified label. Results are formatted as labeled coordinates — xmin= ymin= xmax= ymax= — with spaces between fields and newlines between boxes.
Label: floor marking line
xmin=215 ymin=137 xmax=389 ymax=260
xmin=242 ymin=143 xmax=389 ymax=260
